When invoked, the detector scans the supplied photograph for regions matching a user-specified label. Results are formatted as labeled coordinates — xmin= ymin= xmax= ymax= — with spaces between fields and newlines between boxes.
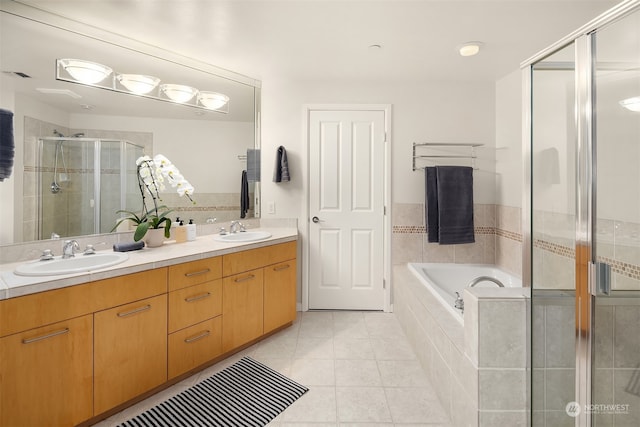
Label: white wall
xmin=259 ymin=77 xmax=496 ymax=224
xmin=495 ymin=70 xmax=523 ymax=208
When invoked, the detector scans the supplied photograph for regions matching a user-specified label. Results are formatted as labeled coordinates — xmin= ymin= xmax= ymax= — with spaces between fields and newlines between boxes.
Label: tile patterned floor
xmin=94 ymin=311 xmax=452 ymax=427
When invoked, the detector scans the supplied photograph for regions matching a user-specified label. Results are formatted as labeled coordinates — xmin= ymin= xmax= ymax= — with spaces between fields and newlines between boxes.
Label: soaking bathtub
xmin=407 ymin=263 xmax=522 ymax=323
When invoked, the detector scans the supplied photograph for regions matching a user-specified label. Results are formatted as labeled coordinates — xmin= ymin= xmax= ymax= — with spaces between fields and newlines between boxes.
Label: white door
xmin=308 ymin=109 xmax=386 ymax=310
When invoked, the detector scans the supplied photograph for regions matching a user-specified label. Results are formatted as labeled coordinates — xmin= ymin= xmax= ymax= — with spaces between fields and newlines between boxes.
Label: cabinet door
xmin=94 ymin=294 xmax=167 ymax=414
xmin=0 ymin=315 xmax=93 ymax=426
xmin=264 ymin=259 xmax=297 ymax=333
xmin=168 ymin=279 xmax=222 ymax=333
xmin=222 ymin=269 xmax=263 ymax=352
xmin=168 ymin=316 xmax=222 ymax=379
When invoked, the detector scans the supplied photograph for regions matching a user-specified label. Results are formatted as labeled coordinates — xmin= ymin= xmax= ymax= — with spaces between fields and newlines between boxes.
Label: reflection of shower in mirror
xmin=50 ymin=130 xmax=85 ymax=194
xmin=37 ymin=136 xmax=145 ymax=240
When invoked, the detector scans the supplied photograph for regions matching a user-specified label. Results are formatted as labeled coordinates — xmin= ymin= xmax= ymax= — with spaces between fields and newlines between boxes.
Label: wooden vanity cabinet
xmin=222 ymin=268 xmax=264 ymax=351
xmin=222 ymin=241 xmax=297 ymax=351
xmin=94 ymin=293 xmax=168 ymax=414
xmin=264 ymin=258 xmax=297 ymax=333
xmin=167 ymin=257 xmax=224 ymax=379
xmin=0 ymin=314 xmax=93 ymax=426
xmin=0 ymin=239 xmax=297 ymax=425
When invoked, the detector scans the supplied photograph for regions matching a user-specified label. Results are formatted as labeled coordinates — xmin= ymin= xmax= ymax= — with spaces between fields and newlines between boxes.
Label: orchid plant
xmin=112 ymin=154 xmax=195 ymax=241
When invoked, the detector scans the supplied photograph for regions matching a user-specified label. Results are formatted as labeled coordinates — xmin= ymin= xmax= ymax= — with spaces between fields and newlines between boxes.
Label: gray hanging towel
xmin=0 ymin=109 xmax=15 ymax=182
xmin=240 ymin=170 xmax=249 ymax=218
xmin=436 ymin=166 xmax=474 ymax=244
xmin=425 ymin=167 xmax=439 ymax=242
xmin=246 ymin=148 xmax=261 ymax=182
xmin=273 ymin=145 xmax=290 ymax=182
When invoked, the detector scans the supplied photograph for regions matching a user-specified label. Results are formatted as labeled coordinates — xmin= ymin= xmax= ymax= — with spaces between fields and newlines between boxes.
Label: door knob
xmin=312 ymin=216 xmax=321 ymax=223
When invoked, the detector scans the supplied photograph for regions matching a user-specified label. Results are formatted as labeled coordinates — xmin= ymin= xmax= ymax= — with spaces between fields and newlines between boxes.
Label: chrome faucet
xmin=62 ymin=239 xmax=80 ymax=259
xmin=229 ymin=221 xmax=245 ymax=234
xmin=468 ymin=276 xmax=505 ymax=288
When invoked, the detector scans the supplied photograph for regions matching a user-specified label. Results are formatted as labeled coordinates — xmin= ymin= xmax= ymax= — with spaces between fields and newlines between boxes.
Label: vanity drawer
xmin=222 ymin=241 xmax=297 ymax=277
xmin=0 ymin=268 xmax=168 ymax=337
xmin=168 ymin=316 xmax=222 ymax=379
xmin=168 ymin=257 xmax=222 ymax=291
xmin=168 ymin=279 xmax=222 ymax=333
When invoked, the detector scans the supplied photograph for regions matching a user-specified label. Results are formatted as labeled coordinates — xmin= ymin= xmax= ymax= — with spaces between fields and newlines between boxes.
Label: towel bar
xmin=412 ymin=142 xmax=483 ymax=171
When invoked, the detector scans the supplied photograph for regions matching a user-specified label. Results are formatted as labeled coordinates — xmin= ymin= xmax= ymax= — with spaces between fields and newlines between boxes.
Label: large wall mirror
xmin=0 ymin=6 xmax=261 ymax=245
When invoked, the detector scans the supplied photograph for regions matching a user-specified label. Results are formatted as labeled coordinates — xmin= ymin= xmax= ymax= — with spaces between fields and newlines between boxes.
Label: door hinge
xmin=383 ymin=206 xmax=386 ymax=215
xmin=383 ymin=279 xmax=386 ymax=289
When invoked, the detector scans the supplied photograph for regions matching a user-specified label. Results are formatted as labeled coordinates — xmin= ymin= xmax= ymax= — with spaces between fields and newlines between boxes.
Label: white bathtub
xmin=407 ymin=263 xmax=523 ymax=323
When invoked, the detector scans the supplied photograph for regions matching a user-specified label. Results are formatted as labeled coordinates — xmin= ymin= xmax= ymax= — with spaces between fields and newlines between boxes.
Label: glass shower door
xmin=530 ymin=42 xmax=578 ymax=427
xmin=592 ymin=8 xmax=640 ymax=426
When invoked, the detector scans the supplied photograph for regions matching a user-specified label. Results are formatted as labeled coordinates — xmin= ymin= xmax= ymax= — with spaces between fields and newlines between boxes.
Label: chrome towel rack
xmin=412 ymin=142 xmax=484 ymax=171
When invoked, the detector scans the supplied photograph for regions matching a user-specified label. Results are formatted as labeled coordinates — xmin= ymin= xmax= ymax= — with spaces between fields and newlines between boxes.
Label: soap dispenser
xmin=174 ymin=220 xmax=187 ymax=243
xmin=186 ymin=219 xmax=196 ymax=241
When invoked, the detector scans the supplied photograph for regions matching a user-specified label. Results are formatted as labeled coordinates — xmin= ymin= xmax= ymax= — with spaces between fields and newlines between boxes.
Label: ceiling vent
xmin=2 ymin=71 xmax=32 ymax=78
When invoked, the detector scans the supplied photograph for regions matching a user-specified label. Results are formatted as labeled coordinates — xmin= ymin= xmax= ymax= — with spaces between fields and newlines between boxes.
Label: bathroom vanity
xmin=0 ymin=230 xmax=297 ymax=426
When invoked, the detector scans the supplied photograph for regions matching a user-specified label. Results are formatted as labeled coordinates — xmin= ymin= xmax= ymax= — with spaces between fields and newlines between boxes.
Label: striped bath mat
xmin=119 ymin=357 xmax=308 ymax=426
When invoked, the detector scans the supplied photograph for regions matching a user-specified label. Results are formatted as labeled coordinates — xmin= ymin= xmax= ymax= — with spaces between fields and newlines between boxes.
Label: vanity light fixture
xmin=160 ymin=84 xmax=198 ymax=103
xmin=116 ymin=74 xmax=161 ymax=95
xmin=619 ymin=96 xmax=640 ymax=112
xmin=458 ymin=42 xmax=483 ymax=57
xmin=56 ymin=59 xmax=229 ymax=113
xmin=197 ymin=91 xmax=229 ymax=110
xmin=59 ymin=59 xmax=112 ymax=84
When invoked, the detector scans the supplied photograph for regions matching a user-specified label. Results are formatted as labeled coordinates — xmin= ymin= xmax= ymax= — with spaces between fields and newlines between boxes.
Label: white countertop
xmin=0 ymin=227 xmax=298 ymax=300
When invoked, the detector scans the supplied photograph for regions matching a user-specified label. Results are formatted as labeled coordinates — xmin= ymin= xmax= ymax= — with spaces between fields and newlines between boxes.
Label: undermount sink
xmin=15 ymin=252 xmax=129 ymax=277
xmin=213 ymin=230 xmax=272 ymax=243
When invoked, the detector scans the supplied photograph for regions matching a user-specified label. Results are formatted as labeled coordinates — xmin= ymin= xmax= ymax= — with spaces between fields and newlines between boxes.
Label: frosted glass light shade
xmin=60 ymin=59 xmax=112 ymax=84
xmin=458 ymin=42 xmax=482 ymax=57
xmin=620 ymin=96 xmax=640 ymax=112
xmin=117 ymin=74 xmax=160 ymax=94
xmin=160 ymin=84 xmax=198 ymax=103
xmin=197 ymin=91 xmax=229 ymax=110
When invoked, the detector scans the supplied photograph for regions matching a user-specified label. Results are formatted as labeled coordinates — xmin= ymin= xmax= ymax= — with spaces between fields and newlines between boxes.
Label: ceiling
xmin=13 ymin=0 xmax=621 ymax=84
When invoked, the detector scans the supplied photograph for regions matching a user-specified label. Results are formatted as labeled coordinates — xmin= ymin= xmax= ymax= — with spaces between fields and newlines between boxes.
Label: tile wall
xmin=393 ymin=265 xmax=528 ymax=426
xmin=392 ymin=203 xmax=523 ymax=278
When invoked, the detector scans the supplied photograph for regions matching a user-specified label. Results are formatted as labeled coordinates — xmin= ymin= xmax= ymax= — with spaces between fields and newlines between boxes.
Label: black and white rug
xmin=119 ymin=357 xmax=308 ymax=427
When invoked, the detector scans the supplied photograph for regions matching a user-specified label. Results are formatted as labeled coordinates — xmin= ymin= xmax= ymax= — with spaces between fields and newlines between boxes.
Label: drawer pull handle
xmin=22 ymin=328 xmax=70 ymax=344
xmin=184 ymin=330 xmax=211 ymax=343
xmin=234 ymin=274 xmax=255 ymax=283
xmin=117 ymin=304 xmax=152 ymax=318
xmin=273 ymin=264 xmax=291 ymax=271
xmin=185 ymin=292 xmax=211 ymax=303
xmin=185 ymin=268 xmax=211 ymax=277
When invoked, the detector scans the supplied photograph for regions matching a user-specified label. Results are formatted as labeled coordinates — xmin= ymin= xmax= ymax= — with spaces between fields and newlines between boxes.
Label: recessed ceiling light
xmin=458 ymin=42 xmax=483 ymax=57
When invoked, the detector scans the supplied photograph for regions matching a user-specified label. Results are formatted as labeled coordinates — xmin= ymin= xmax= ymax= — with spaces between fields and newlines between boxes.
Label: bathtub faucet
xmin=468 ymin=276 xmax=505 ymax=288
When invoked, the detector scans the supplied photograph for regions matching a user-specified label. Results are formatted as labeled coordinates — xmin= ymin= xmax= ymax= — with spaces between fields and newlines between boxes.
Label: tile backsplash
xmin=392 ymin=203 xmax=523 ymax=278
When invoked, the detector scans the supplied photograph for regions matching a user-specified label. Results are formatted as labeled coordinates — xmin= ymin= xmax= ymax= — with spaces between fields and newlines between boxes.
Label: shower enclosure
xmin=524 ymin=1 xmax=640 ymax=426
xmin=37 ymin=137 xmax=144 ymax=240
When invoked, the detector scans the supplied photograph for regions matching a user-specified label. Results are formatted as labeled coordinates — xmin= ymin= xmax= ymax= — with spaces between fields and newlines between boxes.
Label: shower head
xmin=72 ymin=133 xmax=85 ymax=137
xmin=53 ymin=130 xmax=65 ymax=137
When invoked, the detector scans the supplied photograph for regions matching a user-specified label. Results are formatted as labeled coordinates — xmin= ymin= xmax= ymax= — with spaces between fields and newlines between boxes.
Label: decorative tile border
xmin=533 ymin=239 xmax=640 ymax=282
xmin=392 ymin=225 xmax=522 ymax=241
xmin=496 ymin=228 xmax=523 ymax=243
xmin=533 ymin=239 xmax=576 ymax=258
xmin=597 ymin=256 xmax=640 ymax=281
